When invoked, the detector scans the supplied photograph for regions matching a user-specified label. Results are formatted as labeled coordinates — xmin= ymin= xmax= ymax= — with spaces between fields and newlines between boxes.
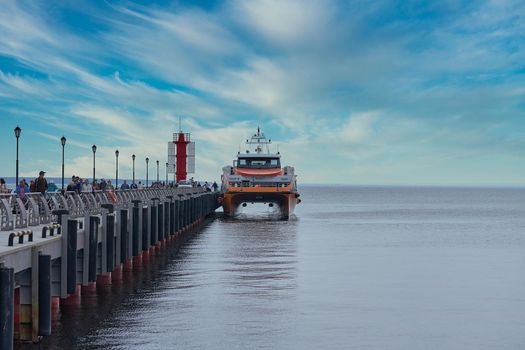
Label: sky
xmin=0 ymin=0 xmax=524 ymax=186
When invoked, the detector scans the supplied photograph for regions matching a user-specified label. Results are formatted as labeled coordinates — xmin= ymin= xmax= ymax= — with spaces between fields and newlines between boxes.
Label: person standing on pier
xmin=75 ymin=177 xmax=82 ymax=193
xmin=15 ymin=180 xmax=29 ymax=201
xmin=29 ymin=180 xmax=36 ymax=192
xmin=0 ymin=178 xmax=8 ymax=193
xmin=121 ymin=180 xmax=130 ymax=190
xmin=82 ymin=179 xmax=92 ymax=192
xmin=212 ymin=181 xmax=218 ymax=192
xmin=35 ymin=171 xmax=48 ymax=194
xmin=67 ymin=176 xmax=75 ymax=192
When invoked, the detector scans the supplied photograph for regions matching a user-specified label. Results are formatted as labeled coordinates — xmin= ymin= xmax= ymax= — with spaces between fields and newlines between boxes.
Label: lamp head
xmin=92 ymin=144 xmax=97 ymax=153
xmin=115 ymin=149 xmax=119 ymax=157
xmin=14 ymin=125 xmax=21 ymax=138
xmin=146 ymin=157 xmax=149 ymax=164
xmin=132 ymin=154 xmax=136 ymax=161
xmin=61 ymin=136 xmax=66 ymax=146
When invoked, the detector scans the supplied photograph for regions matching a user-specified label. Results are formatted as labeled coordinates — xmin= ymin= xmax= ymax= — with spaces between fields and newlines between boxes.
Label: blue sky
xmin=0 ymin=0 xmax=524 ymax=185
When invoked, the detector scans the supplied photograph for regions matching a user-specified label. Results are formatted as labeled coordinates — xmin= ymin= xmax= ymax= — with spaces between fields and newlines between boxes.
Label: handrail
xmin=0 ymin=187 xmax=211 ymax=231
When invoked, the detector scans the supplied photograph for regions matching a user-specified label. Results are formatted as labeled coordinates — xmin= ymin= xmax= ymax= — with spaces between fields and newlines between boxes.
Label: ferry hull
xmin=222 ymin=191 xmax=298 ymax=219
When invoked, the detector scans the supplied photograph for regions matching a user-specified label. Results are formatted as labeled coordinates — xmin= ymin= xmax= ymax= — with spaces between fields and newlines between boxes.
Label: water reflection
xmin=219 ymin=213 xmax=298 ymax=298
xmin=25 ymin=213 xmax=299 ymax=349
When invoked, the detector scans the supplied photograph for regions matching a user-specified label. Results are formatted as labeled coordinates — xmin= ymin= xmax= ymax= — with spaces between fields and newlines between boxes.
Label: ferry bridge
xmin=0 ymin=188 xmax=220 ymax=348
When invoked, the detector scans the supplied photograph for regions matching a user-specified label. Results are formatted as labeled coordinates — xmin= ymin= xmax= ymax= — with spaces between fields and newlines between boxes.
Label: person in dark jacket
xmin=35 ymin=171 xmax=48 ymax=194
xmin=74 ymin=177 xmax=82 ymax=193
xmin=67 ymin=176 xmax=76 ymax=192
xmin=121 ymin=180 xmax=130 ymax=190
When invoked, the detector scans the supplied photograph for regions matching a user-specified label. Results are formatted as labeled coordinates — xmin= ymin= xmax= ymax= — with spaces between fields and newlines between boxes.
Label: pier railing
xmin=0 ymin=188 xmax=207 ymax=232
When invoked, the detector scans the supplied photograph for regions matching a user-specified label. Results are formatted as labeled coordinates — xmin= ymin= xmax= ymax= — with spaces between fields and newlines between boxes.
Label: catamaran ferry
xmin=220 ymin=128 xmax=300 ymax=219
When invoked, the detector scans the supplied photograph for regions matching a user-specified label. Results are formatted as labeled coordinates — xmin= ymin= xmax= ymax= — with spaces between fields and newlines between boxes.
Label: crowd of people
xmin=0 ymin=171 xmax=220 ymax=198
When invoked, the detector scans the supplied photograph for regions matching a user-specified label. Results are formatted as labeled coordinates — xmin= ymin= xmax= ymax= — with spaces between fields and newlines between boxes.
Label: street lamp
xmin=14 ymin=125 xmax=21 ymax=185
xmin=156 ymin=160 xmax=159 ymax=184
xmin=132 ymin=154 xmax=136 ymax=185
xmin=61 ymin=136 xmax=66 ymax=190
xmin=92 ymin=145 xmax=97 ymax=187
xmin=165 ymin=162 xmax=168 ymax=186
xmin=146 ymin=157 xmax=149 ymax=188
xmin=115 ymin=149 xmax=119 ymax=188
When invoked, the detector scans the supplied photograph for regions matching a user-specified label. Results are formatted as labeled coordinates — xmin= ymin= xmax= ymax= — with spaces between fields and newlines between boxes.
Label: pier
xmin=0 ymin=188 xmax=220 ymax=348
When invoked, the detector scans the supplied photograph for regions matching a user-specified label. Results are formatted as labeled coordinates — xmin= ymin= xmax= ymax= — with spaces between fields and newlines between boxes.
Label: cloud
xmin=233 ymin=0 xmax=336 ymax=48
xmin=0 ymin=70 xmax=52 ymax=96
xmin=338 ymin=111 xmax=379 ymax=144
xmin=0 ymin=0 xmax=524 ymax=185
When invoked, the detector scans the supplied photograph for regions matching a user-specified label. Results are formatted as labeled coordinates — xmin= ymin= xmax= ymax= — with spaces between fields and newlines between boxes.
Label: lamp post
xmin=146 ymin=157 xmax=149 ymax=188
xmin=14 ymin=125 xmax=21 ymax=185
xmin=165 ymin=162 xmax=168 ymax=186
xmin=115 ymin=149 xmax=119 ymax=188
xmin=61 ymin=136 xmax=66 ymax=190
xmin=92 ymin=145 xmax=97 ymax=187
xmin=132 ymin=154 xmax=136 ymax=185
xmin=156 ymin=160 xmax=159 ymax=184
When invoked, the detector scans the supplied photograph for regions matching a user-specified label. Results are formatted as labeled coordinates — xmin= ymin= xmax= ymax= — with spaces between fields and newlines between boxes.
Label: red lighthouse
xmin=168 ymin=126 xmax=195 ymax=183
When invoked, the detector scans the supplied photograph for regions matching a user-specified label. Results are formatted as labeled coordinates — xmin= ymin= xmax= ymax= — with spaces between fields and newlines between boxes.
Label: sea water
xmin=32 ymin=185 xmax=525 ymax=350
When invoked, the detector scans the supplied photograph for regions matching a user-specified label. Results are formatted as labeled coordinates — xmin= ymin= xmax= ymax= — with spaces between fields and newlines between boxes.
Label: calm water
xmin=29 ymin=186 xmax=525 ymax=349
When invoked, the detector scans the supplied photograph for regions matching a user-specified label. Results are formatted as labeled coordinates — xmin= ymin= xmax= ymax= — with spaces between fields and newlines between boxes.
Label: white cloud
xmin=338 ymin=111 xmax=379 ymax=144
xmin=1 ymin=1 xmax=525 ymax=185
xmin=233 ymin=0 xmax=336 ymax=47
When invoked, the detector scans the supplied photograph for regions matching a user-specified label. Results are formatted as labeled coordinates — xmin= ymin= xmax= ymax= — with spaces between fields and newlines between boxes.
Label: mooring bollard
xmin=169 ymin=201 xmax=175 ymax=236
xmin=120 ymin=209 xmax=128 ymax=263
xmin=191 ymin=196 xmax=195 ymax=225
xmin=164 ymin=201 xmax=170 ymax=238
xmin=89 ymin=216 xmax=99 ymax=283
xmin=142 ymin=206 xmax=149 ymax=251
xmin=67 ymin=219 xmax=78 ymax=295
xmin=182 ymin=198 xmax=188 ymax=229
xmin=131 ymin=200 xmax=142 ymax=256
xmin=132 ymin=202 xmax=140 ymax=257
xmin=190 ymin=197 xmax=195 ymax=224
xmin=38 ymin=254 xmax=51 ymax=336
xmin=57 ymin=210 xmax=70 ymax=300
xmin=157 ymin=202 xmax=164 ymax=243
xmin=174 ymin=199 xmax=180 ymax=233
xmin=150 ymin=205 xmax=157 ymax=246
xmin=0 ymin=264 xmax=14 ymax=350
xmin=106 ymin=212 xmax=115 ymax=272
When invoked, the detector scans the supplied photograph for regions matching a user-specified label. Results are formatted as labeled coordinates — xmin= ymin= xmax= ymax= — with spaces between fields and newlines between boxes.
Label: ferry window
xmin=237 ymin=158 xmax=280 ymax=168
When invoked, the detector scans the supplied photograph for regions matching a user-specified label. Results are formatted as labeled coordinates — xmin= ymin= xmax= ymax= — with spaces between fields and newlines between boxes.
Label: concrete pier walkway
xmin=0 ymin=188 xmax=220 ymax=348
